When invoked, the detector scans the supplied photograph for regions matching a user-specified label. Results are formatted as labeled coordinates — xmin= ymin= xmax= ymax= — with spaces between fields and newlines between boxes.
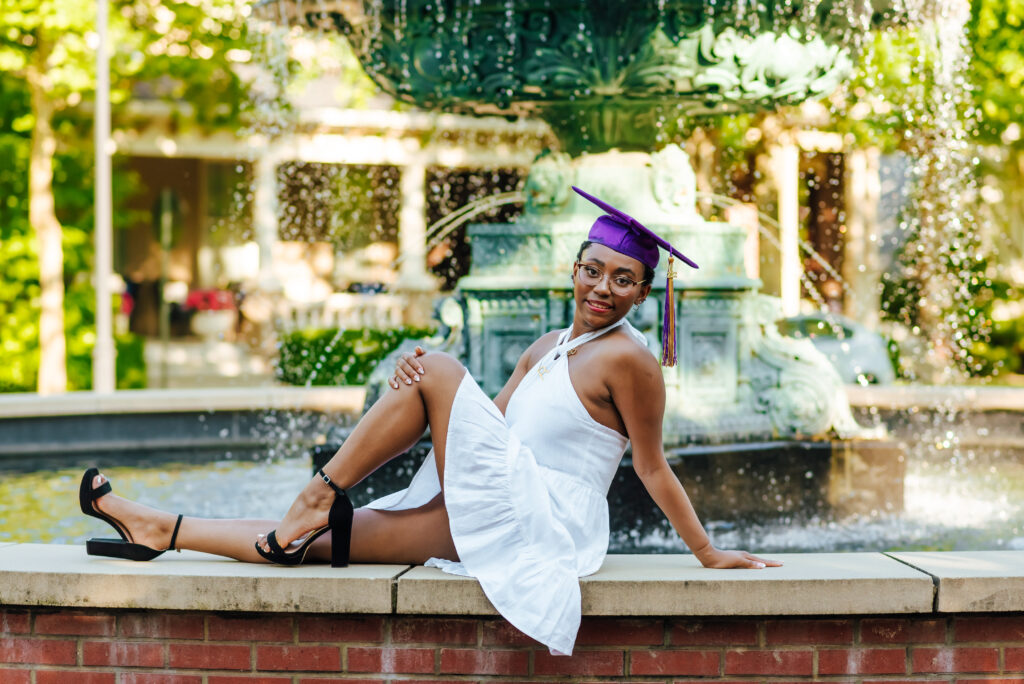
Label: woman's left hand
xmin=697 ymin=546 xmax=783 ymax=569
xmin=389 ymin=346 xmax=426 ymax=389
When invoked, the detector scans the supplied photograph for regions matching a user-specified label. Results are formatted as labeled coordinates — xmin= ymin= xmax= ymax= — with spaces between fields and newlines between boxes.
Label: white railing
xmin=279 ymin=292 xmax=406 ymax=331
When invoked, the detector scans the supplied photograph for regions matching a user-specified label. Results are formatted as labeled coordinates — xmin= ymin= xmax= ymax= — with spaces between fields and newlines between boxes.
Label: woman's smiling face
xmin=572 ymin=243 xmax=651 ymax=331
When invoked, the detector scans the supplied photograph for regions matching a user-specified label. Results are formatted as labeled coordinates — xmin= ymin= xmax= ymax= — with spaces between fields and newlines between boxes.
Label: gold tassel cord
xmin=662 ymin=256 xmax=677 ymax=367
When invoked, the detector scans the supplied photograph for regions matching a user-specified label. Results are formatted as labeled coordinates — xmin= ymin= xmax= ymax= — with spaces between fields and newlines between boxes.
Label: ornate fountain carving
xmin=293 ymin=1 xmax=892 ymax=154
xmin=267 ymin=0 xmax=891 ymax=443
xmin=454 ymin=145 xmax=875 ymax=443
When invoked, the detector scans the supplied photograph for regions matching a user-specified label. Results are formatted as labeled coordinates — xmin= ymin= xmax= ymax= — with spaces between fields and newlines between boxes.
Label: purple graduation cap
xmin=572 ymin=186 xmax=699 ymax=366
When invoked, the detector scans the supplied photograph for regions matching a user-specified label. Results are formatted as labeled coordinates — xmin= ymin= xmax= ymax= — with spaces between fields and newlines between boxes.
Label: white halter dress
xmin=365 ymin=319 xmax=641 ymax=655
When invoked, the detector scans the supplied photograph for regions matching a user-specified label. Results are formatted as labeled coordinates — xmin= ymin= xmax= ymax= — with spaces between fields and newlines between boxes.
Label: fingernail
xmin=405 ymin=379 xmax=412 ymax=385
xmin=755 ymin=562 xmax=766 ymax=569
xmin=413 ymin=375 xmax=420 ymax=382
xmin=417 ymin=367 xmax=424 ymax=374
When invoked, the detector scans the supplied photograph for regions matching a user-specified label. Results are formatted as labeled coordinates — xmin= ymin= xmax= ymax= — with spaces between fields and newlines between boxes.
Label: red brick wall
xmin=2 ymin=608 xmax=1024 ymax=681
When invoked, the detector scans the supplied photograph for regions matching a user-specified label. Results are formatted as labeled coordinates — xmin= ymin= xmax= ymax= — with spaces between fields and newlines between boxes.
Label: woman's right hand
xmin=696 ymin=544 xmax=782 ymax=570
xmin=389 ymin=346 xmax=427 ymax=389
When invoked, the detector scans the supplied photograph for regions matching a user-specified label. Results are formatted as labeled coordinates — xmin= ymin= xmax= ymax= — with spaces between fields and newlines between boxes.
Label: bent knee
xmin=417 ymin=351 xmax=464 ymax=377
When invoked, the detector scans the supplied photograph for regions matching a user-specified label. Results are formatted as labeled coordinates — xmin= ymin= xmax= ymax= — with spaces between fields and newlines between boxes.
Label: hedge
xmin=275 ymin=326 xmax=436 ymax=386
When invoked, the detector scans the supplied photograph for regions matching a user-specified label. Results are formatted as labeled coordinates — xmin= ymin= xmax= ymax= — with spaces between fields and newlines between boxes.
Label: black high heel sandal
xmin=79 ymin=467 xmax=183 ymax=561
xmin=255 ymin=468 xmax=353 ymax=568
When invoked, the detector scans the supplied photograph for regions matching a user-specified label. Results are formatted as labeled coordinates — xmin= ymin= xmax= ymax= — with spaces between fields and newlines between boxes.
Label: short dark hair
xmin=576 ymin=240 xmax=655 ymax=285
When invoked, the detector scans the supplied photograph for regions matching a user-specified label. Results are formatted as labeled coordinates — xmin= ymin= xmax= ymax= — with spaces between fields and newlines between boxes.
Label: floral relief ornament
xmin=524 ymin=152 xmax=572 ymax=212
xmin=649 ymin=145 xmax=698 ymax=216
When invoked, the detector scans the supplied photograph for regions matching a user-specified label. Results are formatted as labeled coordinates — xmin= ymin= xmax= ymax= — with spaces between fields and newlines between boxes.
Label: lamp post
xmin=93 ymin=0 xmax=115 ymax=393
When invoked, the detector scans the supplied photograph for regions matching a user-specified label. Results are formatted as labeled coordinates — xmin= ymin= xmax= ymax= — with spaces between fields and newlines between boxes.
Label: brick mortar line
xmin=8 ymin=617 xmax=1024 ymax=677
xmin=0 ymin=672 xmax=1006 ymax=681
xmin=11 ymin=639 xmax=1019 ymax=651
xmin=17 ymin=640 xmax=1008 ymax=652
xmin=14 ymin=609 xmax=999 ymax=626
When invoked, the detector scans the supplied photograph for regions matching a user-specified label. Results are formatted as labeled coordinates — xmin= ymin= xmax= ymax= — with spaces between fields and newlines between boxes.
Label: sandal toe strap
xmin=265 ymin=530 xmax=286 ymax=556
xmin=91 ymin=481 xmax=112 ymax=500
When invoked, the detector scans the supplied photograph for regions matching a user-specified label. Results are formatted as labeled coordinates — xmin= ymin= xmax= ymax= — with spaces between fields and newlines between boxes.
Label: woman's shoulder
xmin=606 ymin=325 xmax=656 ymax=357
xmin=603 ymin=327 xmax=663 ymax=379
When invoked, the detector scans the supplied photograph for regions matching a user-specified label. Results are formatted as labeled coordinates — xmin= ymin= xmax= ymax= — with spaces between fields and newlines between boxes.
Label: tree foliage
xmin=969 ymin=0 xmax=1024 ymax=146
xmin=0 ymin=71 xmax=145 ymax=391
xmin=0 ymin=0 xmax=271 ymax=392
xmin=0 ymin=0 xmax=260 ymax=126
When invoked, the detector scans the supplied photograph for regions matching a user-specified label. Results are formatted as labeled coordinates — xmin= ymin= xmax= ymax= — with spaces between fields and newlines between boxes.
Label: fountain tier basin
xmin=286 ymin=0 xmax=898 ymax=153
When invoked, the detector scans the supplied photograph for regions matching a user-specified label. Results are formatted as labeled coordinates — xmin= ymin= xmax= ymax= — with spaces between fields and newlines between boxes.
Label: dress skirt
xmin=365 ymin=372 xmax=584 ymax=655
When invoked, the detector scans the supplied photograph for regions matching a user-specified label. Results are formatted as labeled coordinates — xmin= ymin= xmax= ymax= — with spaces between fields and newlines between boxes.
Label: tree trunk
xmin=27 ymin=44 xmax=67 ymax=395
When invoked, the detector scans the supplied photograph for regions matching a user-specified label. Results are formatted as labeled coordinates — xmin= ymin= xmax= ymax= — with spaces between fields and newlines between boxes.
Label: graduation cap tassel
xmin=661 ymin=256 xmax=677 ymax=367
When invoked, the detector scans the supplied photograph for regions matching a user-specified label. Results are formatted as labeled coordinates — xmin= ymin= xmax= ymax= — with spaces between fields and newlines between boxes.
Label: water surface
xmin=3 ymin=451 xmax=1022 ymax=553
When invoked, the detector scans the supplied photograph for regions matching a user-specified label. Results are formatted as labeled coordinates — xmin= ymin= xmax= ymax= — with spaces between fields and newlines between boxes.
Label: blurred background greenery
xmin=1 ymin=0 xmax=1023 ymax=392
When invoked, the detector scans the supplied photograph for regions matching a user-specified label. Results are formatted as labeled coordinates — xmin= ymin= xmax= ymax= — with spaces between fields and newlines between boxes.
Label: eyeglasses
xmin=574 ymin=262 xmax=643 ymax=296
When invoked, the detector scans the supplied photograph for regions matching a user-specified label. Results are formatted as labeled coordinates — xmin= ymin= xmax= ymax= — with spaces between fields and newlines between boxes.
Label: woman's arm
xmin=613 ymin=351 xmax=781 ymax=569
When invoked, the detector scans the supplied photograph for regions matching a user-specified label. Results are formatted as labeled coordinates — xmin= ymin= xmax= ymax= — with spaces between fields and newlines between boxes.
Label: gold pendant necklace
xmin=536 ymin=346 xmax=578 ymax=379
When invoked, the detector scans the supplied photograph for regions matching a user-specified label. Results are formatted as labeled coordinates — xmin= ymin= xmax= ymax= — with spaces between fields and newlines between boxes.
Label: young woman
xmin=80 ymin=187 xmax=779 ymax=656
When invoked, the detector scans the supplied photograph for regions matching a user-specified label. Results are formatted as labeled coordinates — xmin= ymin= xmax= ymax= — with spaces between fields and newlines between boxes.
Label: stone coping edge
xmin=845 ymin=384 xmax=1024 ymax=411
xmin=3 ymin=545 xmax=1023 ymax=616
xmin=0 ymin=386 xmax=367 ymax=418
xmin=4 ymin=384 xmax=1023 ymax=421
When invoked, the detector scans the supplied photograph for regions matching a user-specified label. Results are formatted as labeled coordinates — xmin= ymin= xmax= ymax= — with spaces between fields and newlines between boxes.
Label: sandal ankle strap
xmin=317 ymin=468 xmax=346 ymax=497
xmin=168 ymin=514 xmax=183 ymax=553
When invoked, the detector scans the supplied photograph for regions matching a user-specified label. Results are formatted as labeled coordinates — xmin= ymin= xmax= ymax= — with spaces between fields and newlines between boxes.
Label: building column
xmin=843 ymin=147 xmax=882 ymax=327
xmin=397 ymin=161 xmax=432 ymax=287
xmin=253 ymin=154 xmax=279 ymax=290
xmin=395 ymin=161 xmax=436 ymax=326
xmin=92 ymin=0 xmax=114 ymax=393
xmin=725 ymin=203 xmax=760 ymax=280
xmin=773 ymin=140 xmax=801 ymax=317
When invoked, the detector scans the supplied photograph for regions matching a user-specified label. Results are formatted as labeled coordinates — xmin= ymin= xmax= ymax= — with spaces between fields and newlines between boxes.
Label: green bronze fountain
xmin=273 ymin=0 xmax=899 ymax=442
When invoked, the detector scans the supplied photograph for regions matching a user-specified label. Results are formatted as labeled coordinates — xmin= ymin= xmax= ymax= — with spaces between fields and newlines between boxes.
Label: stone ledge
xmin=0 ymin=544 xmax=402 ymax=613
xmin=1 ymin=545 xmax=994 ymax=618
xmin=889 ymin=550 xmax=1024 ymax=612
xmin=397 ymin=553 xmax=935 ymax=616
xmin=7 ymin=384 xmax=1024 ymax=422
xmin=583 ymin=553 xmax=934 ymax=616
xmin=5 ymin=545 xmax=1023 ymax=617
xmin=0 ymin=386 xmax=366 ymax=418
xmin=846 ymin=384 xmax=1024 ymax=411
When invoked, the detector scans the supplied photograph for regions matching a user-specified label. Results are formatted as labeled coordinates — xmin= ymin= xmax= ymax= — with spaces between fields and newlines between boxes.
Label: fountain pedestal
xmin=451 ymin=146 xmax=868 ymax=442
xmin=267 ymin=0 xmax=894 ymax=443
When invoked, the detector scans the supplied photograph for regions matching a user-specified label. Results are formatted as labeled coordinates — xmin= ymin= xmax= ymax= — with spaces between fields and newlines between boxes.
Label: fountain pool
xmin=5 ymin=432 xmax=1023 ymax=555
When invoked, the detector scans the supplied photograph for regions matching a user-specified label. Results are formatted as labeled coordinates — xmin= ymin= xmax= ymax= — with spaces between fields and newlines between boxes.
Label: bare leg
xmin=88 ymin=473 xmax=276 ymax=562
xmin=86 ymin=352 xmax=466 ymax=563
xmin=257 ymin=351 xmax=466 ymax=554
xmin=88 ymin=474 xmax=457 ymax=564
xmin=308 ymin=494 xmax=458 ymax=564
